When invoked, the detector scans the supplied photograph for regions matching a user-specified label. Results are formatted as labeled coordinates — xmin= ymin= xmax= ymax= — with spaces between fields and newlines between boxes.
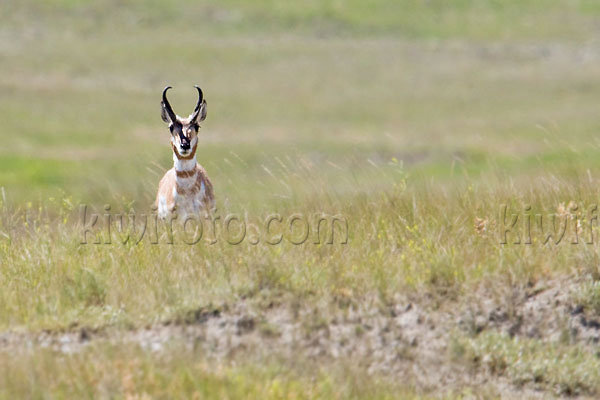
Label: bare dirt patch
xmin=0 ymin=289 xmax=568 ymax=398
xmin=459 ymin=277 xmax=600 ymax=346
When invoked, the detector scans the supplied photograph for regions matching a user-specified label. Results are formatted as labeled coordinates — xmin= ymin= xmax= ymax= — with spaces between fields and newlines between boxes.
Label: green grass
xmin=0 ymin=342 xmax=424 ymax=399
xmin=3 ymin=0 xmax=600 ymax=397
xmin=10 ymin=0 xmax=600 ymax=39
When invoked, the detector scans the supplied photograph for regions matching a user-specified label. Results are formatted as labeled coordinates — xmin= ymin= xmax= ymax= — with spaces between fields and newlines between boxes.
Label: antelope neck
xmin=173 ymin=152 xmax=199 ymax=195
xmin=173 ymin=151 xmax=197 ymax=174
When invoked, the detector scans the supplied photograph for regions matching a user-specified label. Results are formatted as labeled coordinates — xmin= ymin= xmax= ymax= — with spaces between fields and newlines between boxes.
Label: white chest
xmin=173 ymin=179 xmax=206 ymax=218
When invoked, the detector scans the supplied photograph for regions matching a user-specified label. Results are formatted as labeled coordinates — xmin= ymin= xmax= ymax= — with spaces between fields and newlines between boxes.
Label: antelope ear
xmin=197 ymin=100 xmax=207 ymax=122
xmin=161 ymin=102 xmax=171 ymax=123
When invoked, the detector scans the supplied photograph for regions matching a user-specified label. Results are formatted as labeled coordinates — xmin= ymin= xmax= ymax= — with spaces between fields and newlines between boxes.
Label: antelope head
xmin=161 ymin=85 xmax=207 ymax=158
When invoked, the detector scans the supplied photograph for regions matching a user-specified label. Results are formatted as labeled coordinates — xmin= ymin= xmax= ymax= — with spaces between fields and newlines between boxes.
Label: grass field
xmin=3 ymin=0 xmax=600 ymax=398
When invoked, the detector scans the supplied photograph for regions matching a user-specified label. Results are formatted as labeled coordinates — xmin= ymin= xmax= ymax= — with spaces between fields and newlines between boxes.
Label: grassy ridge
xmin=3 ymin=175 xmax=600 ymax=331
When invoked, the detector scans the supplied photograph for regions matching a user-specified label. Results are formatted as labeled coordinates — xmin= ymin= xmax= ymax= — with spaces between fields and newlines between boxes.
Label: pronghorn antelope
xmin=155 ymin=85 xmax=215 ymax=218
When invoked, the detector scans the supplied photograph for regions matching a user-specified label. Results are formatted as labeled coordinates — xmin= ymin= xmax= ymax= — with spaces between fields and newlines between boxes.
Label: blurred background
xmin=2 ymin=0 xmax=600 ymax=209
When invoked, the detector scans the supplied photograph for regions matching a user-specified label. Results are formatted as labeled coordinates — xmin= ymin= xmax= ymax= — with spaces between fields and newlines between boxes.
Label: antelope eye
xmin=169 ymin=124 xmax=182 ymax=135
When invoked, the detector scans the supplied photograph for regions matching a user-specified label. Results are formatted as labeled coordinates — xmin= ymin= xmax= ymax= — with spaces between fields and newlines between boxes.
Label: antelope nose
xmin=181 ymin=142 xmax=190 ymax=150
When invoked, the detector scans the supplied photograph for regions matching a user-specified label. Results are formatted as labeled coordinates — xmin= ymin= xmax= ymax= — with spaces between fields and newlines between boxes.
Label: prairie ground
xmin=3 ymin=0 xmax=600 ymax=398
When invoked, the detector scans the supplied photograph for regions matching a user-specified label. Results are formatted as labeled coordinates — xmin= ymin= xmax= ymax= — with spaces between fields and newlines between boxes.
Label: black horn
xmin=190 ymin=85 xmax=204 ymax=121
xmin=161 ymin=86 xmax=177 ymax=123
